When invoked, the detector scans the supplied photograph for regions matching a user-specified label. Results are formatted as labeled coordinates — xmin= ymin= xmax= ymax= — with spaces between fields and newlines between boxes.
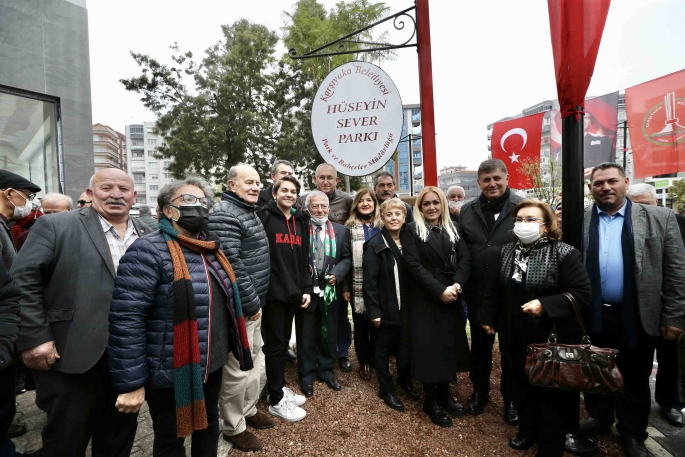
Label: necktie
xmin=315 ymin=225 xmax=323 ymax=253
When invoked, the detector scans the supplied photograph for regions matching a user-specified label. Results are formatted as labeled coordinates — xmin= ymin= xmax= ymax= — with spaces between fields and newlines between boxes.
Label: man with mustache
xmin=580 ymin=163 xmax=685 ymax=457
xmin=10 ymin=168 xmax=152 ymax=456
xmin=373 ymin=171 xmax=414 ymax=224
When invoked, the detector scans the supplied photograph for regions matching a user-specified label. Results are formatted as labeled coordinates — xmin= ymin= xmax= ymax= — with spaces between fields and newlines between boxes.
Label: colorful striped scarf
xmin=158 ymin=218 xmax=251 ymax=437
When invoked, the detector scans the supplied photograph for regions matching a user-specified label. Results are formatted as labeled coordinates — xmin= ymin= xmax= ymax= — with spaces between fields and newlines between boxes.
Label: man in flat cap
xmin=0 ymin=169 xmax=40 ymax=456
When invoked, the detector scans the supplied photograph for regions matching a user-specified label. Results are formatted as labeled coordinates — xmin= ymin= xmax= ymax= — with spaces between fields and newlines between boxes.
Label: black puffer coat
xmin=208 ymin=191 xmax=270 ymax=317
xmin=108 ymin=231 xmax=236 ymax=393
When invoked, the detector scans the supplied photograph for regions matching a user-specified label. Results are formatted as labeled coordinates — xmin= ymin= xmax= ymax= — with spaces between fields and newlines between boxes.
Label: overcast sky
xmin=88 ymin=0 xmax=685 ymax=171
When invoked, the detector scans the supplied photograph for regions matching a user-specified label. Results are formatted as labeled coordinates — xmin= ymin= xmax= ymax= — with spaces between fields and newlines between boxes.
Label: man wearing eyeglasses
xmin=77 ymin=192 xmax=91 ymax=208
xmin=10 ymin=168 xmax=152 ymax=457
xmin=0 ymin=170 xmax=40 ymax=456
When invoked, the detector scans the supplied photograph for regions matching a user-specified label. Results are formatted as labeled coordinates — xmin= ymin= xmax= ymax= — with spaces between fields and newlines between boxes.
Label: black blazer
xmin=11 ymin=207 xmax=152 ymax=374
xmin=459 ymin=192 xmax=523 ymax=313
xmin=256 ymin=186 xmax=274 ymax=208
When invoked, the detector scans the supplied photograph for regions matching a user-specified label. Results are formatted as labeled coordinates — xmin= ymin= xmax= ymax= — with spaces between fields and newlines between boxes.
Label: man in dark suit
xmin=296 ymin=191 xmax=351 ymax=397
xmin=11 ymin=169 xmax=152 ymax=457
xmin=257 ymin=159 xmax=294 ymax=208
xmin=581 ymin=164 xmax=685 ymax=457
xmin=627 ymin=183 xmax=685 ymax=428
xmin=459 ymin=159 xmax=522 ymax=423
xmin=373 ymin=171 xmax=414 ymax=224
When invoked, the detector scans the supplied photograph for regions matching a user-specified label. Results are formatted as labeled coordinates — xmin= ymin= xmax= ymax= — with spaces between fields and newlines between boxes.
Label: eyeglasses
xmin=172 ymin=194 xmax=209 ymax=207
xmin=514 ymin=217 xmax=546 ymax=224
xmin=77 ymin=200 xmax=91 ymax=206
xmin=13 ymin=189 xmax=36 ymax=201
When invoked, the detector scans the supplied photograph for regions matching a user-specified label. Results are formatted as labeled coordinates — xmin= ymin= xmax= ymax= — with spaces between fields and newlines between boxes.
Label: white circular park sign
xmin=311 ymin=61 xmax=403 ymax=177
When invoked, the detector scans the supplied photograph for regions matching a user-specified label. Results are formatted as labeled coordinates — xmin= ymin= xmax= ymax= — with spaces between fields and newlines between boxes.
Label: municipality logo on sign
xmin=642 ymin=92 xmax=685 ymax=146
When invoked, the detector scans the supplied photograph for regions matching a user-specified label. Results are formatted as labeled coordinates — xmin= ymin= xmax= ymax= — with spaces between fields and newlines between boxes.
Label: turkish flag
xmin=626 ymin=69 xmax=685 ymax=178
xmin=490 ymin=112 xmax=545 ymax=189
xmin=548 ymin=0 xmax=611 ymax=119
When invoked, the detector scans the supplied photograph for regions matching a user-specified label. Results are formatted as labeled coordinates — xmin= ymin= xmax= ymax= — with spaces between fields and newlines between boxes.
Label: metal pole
xmin=345 ymin=175 xmax=350 ymax=193
xmin=622 ymin=120 xmax=628 ymax=171
xmin=416 ymin=0 xmax=437 ymax=187
xmin=561 ymin=107 xmax=585 ymax=251
xmin=408 ymin=133 xmax=415 ymax=196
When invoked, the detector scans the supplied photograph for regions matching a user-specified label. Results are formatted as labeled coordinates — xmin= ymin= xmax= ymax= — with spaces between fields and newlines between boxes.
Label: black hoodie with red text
xmin=258 ymin=201 xmax=313 ymax=304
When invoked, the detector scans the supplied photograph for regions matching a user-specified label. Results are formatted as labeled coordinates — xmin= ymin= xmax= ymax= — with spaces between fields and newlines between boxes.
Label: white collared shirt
xmin=97 ymin=213 xmax=139 ymax=273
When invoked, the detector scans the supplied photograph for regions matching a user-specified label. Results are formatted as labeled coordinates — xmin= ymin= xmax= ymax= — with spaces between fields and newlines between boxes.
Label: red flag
xmin=626 ymin=69 xmax=685 ymax=178
xmin=490 ymin=113 xmax=545 ymax=189
xmin=548 ymin=0 xmax=611 ymax=119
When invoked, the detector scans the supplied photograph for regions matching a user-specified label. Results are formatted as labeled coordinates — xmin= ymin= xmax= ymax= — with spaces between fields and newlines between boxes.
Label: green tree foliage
xmin=121 ymin=1 xmax=394 ymax=191
xmin=668 ymin=179 xmax=685 ymax=211
xmin=519 ymin=155 xmax=562 ymax=205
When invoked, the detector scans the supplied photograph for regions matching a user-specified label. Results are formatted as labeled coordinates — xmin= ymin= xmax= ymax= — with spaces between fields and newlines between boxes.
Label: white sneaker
xmin=283 ymin=386 xmax=306 ymax=406
xmin=268 ymin=397 xmax=306 ymax=422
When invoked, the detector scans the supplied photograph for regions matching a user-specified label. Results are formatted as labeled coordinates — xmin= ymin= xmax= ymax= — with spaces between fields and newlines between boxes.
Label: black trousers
xmin=33 ymin=354 xmax=138 ymax=457
xmin=262 ymin=300 xmax=297 ymax=406
xmin=467 ymin=309 xmax=498 ymax=395
xmin=337 ymin=300 xmax=352 ymax=359
xmin=146 ymin=369 xmax=222 ymax=457
xmin=296 ymin=295 xmax=339 ymax=384
xmin=655 ymin=335 xmax=681 ymax=407
xmin=352 ymin=310 xmax=376 ymax=366
xmin=0 ymin=366 xmax=18 ymax=456
xmin=584 ymin=324 xmax=657 ymax=441
xmin=512 ymin=340 xmax=568 ymax=456
xmin=374 ymin=324 xmax=409 ymax=394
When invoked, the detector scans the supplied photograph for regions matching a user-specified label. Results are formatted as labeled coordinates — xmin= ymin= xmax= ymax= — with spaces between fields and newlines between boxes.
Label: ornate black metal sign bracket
xmin=288 ymin=5 xmax=417 ymax=60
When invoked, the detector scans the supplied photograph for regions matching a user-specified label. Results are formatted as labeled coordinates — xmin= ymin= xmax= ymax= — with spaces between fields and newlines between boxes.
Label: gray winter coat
xmin=208 ymin=192 xmax=270 ymax=317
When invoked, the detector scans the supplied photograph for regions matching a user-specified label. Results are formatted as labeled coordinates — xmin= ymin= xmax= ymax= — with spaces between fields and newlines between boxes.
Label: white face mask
xmin=10 ymin=192 xmax=32 ymax=219
xmin=514 ymin=222 xmax=543 ymax=245
xmin=310 ymin=215 xmax=328 ymax=226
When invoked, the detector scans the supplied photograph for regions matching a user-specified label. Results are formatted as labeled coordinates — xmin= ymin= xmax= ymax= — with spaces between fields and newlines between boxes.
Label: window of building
xmin=149 ymin=174 xmax=159 ymax=180
xmin=163 ymin=173 xmax=171 ymax=179
xmin=149 ymin=196 xmax=157 ymax=203
xmin=0 ymin=88 xmax=62 ymax=194
xmin=149 ymin=185 xmax=159 ymax=191
xmin=147 ymin=150 xmax=156 ymax=157
xmin=130 ymin=126 xmax=144 ymax=134
xmin=148 ymin=161 xmax=158 ymax=168
xmin=94 ymin=157 xmax=106 ymax=163
xmin=93 ymin=135 xmax=104 ymax=141
xmin=163 ymin=161 xmax=172 ymax=168
xmin=132 ymin=151 xmax=144 ymax=158
xmin=132 ymin=140 xmax=143 ymax=146
xmin=147 ymin=139 xmax=157 ymax=146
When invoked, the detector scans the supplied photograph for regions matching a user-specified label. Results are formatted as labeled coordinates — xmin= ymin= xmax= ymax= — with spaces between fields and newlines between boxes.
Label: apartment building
xmin=125 ymin=122 xmax=174 ymax=207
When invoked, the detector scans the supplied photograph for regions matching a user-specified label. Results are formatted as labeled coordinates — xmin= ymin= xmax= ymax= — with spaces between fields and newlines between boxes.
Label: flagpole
xmin=416 ymin=0 xmax=437 ymax=187
xmin=561 ymin=107 xmax=585 ymax=251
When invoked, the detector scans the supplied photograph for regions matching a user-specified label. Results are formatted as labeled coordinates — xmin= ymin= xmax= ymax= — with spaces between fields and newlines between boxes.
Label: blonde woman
xmin=342 ymin=188 xmax=381 ymax=380
xmin=401 ymin=186 xmax=471 ymax=427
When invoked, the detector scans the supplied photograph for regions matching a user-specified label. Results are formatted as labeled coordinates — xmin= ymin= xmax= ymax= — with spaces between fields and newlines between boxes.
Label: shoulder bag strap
xmin=562 ymin=292 xmax=592 ymax=345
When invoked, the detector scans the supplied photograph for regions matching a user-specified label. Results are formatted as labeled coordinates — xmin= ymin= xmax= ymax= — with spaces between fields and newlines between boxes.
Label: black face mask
xmin=169 ymin=205 xmax=209 ymax=234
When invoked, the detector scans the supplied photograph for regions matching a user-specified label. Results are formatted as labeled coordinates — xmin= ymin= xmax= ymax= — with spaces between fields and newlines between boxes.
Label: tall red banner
xmin=626 ymin=69 xmax=685 ymax=178
xmin=548 ymin=0 xmax=611 ymax=118
xmin=490 ymin=113 xmax=545 ymax=189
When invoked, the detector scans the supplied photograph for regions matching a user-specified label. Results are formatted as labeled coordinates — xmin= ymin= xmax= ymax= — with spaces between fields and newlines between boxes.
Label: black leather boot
xmin=437 ymin=383 xmax=466 ymax=417
xmin=422 ymin=383 xmax=452 ymax=427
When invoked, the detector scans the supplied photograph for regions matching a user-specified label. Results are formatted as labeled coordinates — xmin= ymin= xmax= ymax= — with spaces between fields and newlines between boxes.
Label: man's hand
xmin=522 ymin=299 xmax=544 ymax=316
xmin=22 ymin=341 xmax=60 ymax=371
xmin=342 ymin=292 xmax=351 ymax=302
xmin=449 ymin=205 xmax=461 ymax=218
xmin=481 ymin=324 xmax=495 ymax=335
xmin=301 ymin=294 xmax=311 ymax=309
xmin=116 ymin=386 xmax=145 ymax=414
xmin=440 ymin=288 xmax=457 ymax=304
xmin=372 ymin=318 xmax=381 ymax=328
xmin=248 ymin=310 xmax=262 ymax=321
xmin=660 ymin=325 xmax=684 ymax=341
xmin=327 ymin=275 xmax=337 ymax=286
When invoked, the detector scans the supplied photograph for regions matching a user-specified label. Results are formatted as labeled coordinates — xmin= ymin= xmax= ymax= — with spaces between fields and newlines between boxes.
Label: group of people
xmin=0 ymin=156 xmax=683 ymax=457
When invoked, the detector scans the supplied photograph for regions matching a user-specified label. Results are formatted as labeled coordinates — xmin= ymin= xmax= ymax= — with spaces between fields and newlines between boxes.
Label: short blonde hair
xmin=379 ymin=197 xmax=406 ymax=217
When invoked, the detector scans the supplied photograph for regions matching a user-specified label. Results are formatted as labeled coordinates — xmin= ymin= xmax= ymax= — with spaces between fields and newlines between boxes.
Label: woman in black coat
xmin=479 ymin=200 xmax=591 ymax=457
xmin=363 ymin=198 xmax=420 ymax=412
xmin=401 ymin=186 xmax=471 ymax=427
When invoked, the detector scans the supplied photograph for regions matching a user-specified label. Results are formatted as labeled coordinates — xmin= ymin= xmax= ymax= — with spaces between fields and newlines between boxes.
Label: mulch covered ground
xmin=240 ymin=345 xmax=627 ymax=456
